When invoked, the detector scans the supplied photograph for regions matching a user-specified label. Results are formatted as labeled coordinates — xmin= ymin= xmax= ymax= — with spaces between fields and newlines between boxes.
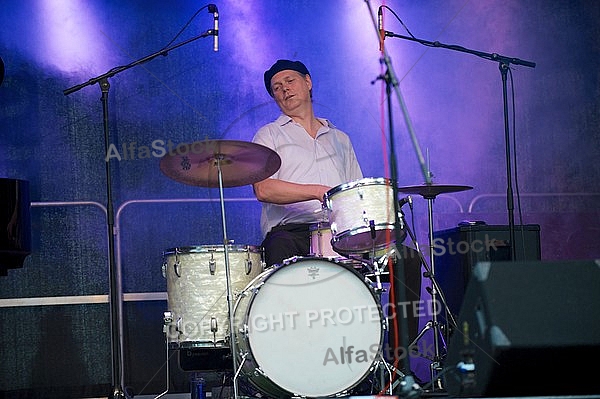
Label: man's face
xmin=270 ymin=70 xmax=312 ymax=114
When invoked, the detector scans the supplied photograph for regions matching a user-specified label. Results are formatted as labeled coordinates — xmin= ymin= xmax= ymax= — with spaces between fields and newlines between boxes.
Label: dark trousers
xmin=260 ymin=223 xmax=312 ymax=267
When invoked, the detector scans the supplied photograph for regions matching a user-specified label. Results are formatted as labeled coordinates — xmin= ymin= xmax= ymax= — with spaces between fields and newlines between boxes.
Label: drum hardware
xmin=152 ymin=311 xmax=175 ymax=399
xmin=363 ymin=213 xmax=407 ymax=292
xmin=163 ymin=245 xmax=264 ymax=349
xmin=324 ymin=177 xmax=406 ymax=256
xmin=396 ymin=183 xmax=471 ymax=390
xmin=210 ymin=317 xmax=218 ymax=343
xmin=361 ymin=215 xmax=422 ymax=396
xmin=160 ymin=140 xmax=280 ymax=399
xmin=232 ymin=257 xmax=385 ymax=398
xmin=209 ymin=255 xmax=216 ymax=275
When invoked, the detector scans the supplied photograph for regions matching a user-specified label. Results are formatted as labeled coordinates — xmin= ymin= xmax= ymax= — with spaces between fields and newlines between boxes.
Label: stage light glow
xmin=226 ymin=1 xmax=277 ymax=88
xmin=35 ymin=0 xmax=113 ymax=74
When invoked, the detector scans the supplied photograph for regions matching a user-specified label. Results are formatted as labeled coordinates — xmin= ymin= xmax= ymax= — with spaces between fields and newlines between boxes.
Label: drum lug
xmin=245 ymin=257 xmax=253 ymax=275
xmin=209 ymin=254 xmax=216 ymax=275
xmin=161 ymin=261 xmax=167 ymax=278
xmin=330 ymin=222 xmax=338 ymax=235
xmin=210 ymin=316 xmax=218 ymax=333
xmin=173 ymin=250 xmax=182 ymax=277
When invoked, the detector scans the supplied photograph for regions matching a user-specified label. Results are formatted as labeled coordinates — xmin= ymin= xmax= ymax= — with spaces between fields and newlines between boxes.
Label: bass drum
xmin=233 ymin=257 xmax=384 ymax=398
xmin=163 ymin=245 xmax=264 ymax=348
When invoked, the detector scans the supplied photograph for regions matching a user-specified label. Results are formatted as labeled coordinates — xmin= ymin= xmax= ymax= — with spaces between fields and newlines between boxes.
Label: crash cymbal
xmin=397 ymin=183 xmax=473 ymax=199
xmin=159 ymin=139 xmax=281 ymax=188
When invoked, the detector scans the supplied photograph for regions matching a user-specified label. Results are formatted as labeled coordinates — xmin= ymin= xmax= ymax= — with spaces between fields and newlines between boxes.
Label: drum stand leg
xmin=377 ymin=353 xmax=405 ymax=395
xmin=403 ymin=197 xmax=458 ymax=391
xmin=214 ymin=157 xmax=241 ymax=399
xmin=152 ymin=312 xmax=174 ymax=399
xmin=234 ymin=353 xmax=247 ymax=391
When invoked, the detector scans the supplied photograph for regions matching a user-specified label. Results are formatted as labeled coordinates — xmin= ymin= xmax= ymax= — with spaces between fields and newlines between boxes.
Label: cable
xmin=508 ymin=67 xmax=528 ymax=258
xmin=104 ymin=5 xmax=210 ymax=76
xmin=380 ymin=5 xmax=417 ymax=39
xmin=160 ymin=5 xmax=210 ymax=51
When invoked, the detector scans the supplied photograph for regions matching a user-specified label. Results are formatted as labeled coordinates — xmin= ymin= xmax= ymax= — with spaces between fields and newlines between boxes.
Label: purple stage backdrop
xmin=0 ymin=1 xmax=598 ymax=396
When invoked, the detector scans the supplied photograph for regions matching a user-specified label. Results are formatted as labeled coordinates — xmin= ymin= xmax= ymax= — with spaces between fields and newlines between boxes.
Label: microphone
xmin=208 ymin=4 xmax=219 ymax=52
xmin=377 ymin=7 xmax=384 ymax=52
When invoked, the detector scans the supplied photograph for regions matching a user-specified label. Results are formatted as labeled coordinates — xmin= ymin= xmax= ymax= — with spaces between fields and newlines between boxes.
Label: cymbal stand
xmin=425 ymin=195 xmax=442 ymax=386
xmin=404 ymin=194 xmax=458 ymax=391
xmin=213 ymin=155 xmax=241 ymax=399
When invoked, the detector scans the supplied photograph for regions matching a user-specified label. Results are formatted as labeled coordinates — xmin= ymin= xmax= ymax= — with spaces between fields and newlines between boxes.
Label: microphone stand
xmin=63 ymin=29 xmax=216 ymax=399
xmin=382 ymin=30 xmax=536 ymax=261
xmin=365 ymin=1 xmax=431 ymax=397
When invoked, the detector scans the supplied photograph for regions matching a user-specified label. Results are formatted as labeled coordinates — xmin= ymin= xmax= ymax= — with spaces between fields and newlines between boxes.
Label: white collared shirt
xmin=253 ymin=114 xmax=363 ymax=237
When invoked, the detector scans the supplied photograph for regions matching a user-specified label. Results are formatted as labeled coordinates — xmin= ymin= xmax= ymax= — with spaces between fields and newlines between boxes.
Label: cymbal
xmin=159 ymin=139 xmax=281 ymax=188
xmin=397 ymin=183 xmax=473 ymax=199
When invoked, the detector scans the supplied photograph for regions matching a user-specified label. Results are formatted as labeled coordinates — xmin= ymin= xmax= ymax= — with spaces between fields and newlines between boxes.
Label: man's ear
xmin=305 ymin=74 xmax=313 ymax=91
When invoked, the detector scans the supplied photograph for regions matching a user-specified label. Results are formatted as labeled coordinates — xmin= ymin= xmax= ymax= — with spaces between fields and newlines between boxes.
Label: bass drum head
xmin=235 ymin=257 xmax=383 ymax=397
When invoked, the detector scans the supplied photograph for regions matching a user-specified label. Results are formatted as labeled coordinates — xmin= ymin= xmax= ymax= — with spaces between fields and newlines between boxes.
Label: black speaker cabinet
xmin=434 ymin=224 xmax=541 ymax=316
xmin=444 ymin=260 xmax=600 ymax=397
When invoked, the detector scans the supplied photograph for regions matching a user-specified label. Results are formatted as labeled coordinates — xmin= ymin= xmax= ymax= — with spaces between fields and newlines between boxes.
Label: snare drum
xmin=309 ymin=222 xmax=340 ymax=258
xmin=233 ymin=257 xmax=384 ymax=398
xmin=324 ymin=177 xmax=405 ymax=254
xmin=310 ymin=222 xmax=367 ymax=270
xmin=163 ymin=245 xmax=264 ymax=348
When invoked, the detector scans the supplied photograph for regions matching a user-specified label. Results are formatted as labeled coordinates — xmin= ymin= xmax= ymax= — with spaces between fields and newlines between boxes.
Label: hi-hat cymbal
xmin=159 ymin=139 xmax=281 ymax=188
xmin=397 ymin=183 xmax=473 ymax=199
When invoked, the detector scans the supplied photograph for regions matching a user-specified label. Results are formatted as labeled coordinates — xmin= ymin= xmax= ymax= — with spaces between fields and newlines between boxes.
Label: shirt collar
xmin=275 ymin=114 xmax=335 ymax=130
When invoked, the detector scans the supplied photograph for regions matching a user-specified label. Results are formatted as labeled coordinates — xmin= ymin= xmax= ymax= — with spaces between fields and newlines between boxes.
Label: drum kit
xmin=157 ymin=139 xmax=472 ymax=398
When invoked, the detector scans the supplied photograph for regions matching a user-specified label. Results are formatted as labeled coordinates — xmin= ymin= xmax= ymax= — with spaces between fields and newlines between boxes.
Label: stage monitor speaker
xmin=444 ymin=260 xmax=600 ymax=397
xmin=434 ymin=224 xmax=541 ymax=317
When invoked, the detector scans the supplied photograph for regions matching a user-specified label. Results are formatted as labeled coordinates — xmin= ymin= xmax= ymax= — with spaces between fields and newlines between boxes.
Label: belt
xmin=269 ymin=223 xmax=313 ymax=234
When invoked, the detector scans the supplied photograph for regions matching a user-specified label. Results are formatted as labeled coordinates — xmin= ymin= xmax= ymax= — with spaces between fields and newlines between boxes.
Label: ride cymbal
xmin=159 ymin=139 xmax=281 ymax=188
